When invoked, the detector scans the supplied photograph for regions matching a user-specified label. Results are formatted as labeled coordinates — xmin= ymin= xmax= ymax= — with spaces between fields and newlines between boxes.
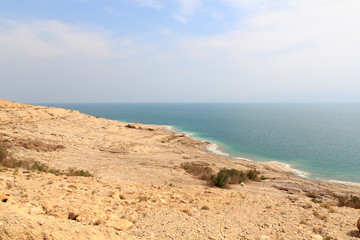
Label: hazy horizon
xmin=1 ymin=0 xmax=360 ymax=103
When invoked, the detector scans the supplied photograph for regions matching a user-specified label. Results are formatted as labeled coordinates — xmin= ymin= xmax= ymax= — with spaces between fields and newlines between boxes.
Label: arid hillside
xmin=0 ymin=99 xmax=360 ymax=239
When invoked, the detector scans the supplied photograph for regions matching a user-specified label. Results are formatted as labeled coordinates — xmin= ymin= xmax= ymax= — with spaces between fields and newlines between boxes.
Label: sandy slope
xmin=0 ymin=99 xmax=359 ymax=239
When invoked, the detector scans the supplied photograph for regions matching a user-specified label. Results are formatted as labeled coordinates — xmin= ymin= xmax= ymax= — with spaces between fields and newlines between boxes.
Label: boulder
xmin=113 ymin=219 xmax=133 ymax=231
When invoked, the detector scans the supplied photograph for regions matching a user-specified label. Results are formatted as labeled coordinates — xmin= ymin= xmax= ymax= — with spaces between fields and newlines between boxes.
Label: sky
xmin=1 ymin=0 xmax=360 ymax=103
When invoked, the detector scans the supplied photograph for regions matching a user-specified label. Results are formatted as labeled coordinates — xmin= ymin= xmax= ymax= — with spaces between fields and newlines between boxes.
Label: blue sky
xmin=1 ymin=0 xmax=360 ymax=103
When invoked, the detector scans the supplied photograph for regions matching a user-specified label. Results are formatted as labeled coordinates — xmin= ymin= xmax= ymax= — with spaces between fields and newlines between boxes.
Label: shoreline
xmin=167 ymin=124 xmax=360 ymax=187
xmin=2 ymin=98 xmax=360 ymax=191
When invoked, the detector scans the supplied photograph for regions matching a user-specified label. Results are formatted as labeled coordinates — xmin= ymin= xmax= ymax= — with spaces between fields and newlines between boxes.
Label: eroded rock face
xmin=357 ymin=217 xmax=360 ymax=231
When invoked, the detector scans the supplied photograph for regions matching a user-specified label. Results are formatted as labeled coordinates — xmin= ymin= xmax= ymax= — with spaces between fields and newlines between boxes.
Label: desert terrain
xmin=0 ymin=99 xmax=359 ymax=240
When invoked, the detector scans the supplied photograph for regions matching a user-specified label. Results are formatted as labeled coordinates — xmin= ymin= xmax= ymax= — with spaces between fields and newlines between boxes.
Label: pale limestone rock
xmin=107 ymin=214 xmax=119 ymax=221
xmin=259 ymin=236 xmax=270 ymax=240
xmin=113 ymin=219 xmax=133 ymax=231
xmin=312 ymin=234 xmax=323 ymax=240
xmin=29 ymin=206 xmax=44 ymax=215
xmin=41 ymin=201 xmax=53 ymax=213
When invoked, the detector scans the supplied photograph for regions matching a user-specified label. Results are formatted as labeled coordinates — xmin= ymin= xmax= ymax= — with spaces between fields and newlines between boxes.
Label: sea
xmin=40 ymin=103 xmax=360 ymax=184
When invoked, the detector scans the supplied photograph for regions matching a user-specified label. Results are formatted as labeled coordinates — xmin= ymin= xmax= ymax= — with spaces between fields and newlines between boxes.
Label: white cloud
xmin=136 ymin=0 xmax=163 ymax=9
xmin=0 ymin=20 xmax=112 ymax=58
xmin=1 ymin=0 xmax=360 ymax=102
xmin=174 ymin=0 xmax=203 ymax=23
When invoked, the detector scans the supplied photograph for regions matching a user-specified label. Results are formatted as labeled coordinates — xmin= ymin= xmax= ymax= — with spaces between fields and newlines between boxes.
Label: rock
xmin=357 ymin=217 xmax=360 ymax=231
xmin=68 ymin=211 xmax=80 ymax=220
xmin=63 ymin=187 xmax=73 ymax=192
xmin=107 ymin=214 xmax=119 ymax=221
xmin=241 ymin=182 xmax=245 ymax=187
xmin=41 ymin=201 xmax=53 ymax=213
xmin=312 ymin=234 xmax=323 ymax=240
xmin=259 ymin=236 xmax=270 ymax=240
xmin=0 ymin=195 xmax=9 ymax=202
xmin=29 ymin=206 xmax=44 ymax=215
xmin=113 ymin=219 xmax=133 ymax=231
xmin=160 ymin=198 xmax=167 ymax=204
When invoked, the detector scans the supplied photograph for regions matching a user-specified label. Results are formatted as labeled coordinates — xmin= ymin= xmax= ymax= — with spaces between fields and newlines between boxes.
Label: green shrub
xmin=125 ymin=124 xmax=136 ymax=129
xmin=247 ymin=169 xmax=259 ymax=180
xmin=210 ymin=168 xmax=259 ymax=188
xmin=180 ymin=162 xmax=260 ymax=189
xmin=211 ymin=170 xmax=229 ymax=188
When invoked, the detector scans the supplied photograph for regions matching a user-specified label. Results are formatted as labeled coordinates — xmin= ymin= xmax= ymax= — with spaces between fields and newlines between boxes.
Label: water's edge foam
xmin=166 ymin=125 xmax=360 ymax=186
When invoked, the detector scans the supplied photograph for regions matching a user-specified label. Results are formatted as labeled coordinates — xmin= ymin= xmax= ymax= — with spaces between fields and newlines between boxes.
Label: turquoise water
xmin=41 ymin=103 xmax=360 ymax=183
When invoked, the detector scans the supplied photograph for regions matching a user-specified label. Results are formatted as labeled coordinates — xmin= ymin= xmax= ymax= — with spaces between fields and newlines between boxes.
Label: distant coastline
xmin=37 ymin=102 xmax=360 ymax=185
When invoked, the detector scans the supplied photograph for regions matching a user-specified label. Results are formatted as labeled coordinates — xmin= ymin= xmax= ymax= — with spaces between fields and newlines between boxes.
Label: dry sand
xmin=0 ymin=99 xmax=360 ymax=239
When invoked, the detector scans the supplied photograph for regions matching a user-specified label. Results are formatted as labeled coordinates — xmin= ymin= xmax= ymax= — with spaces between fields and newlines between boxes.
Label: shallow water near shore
xmin=39 ymin=103 xmax=360 ymax=184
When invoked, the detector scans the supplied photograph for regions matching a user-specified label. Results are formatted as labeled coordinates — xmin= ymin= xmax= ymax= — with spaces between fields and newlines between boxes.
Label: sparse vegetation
xmin=300 ymin=220 xmax=307 ymax=225
xmin=210 ymin=168 xmax=260 ymax=189
xmin=0 ymin=146 xmax=7 ymax=161
xmin=180 ymin=162 xmax=214 ymax=181
xmin=0 ymin=145 xmax=93 ymax=177
xmin=306 ymin=191 xmax=318 ymax=198
xmin=180 ymin=162 xmax=261 ymax=189
xmin=260 ymin=175 xmax=267 ymax=180
xmin=66 ymin=168 xmax=93 ymax=177
xmin=137 ymin=195 xmax=148 ymax=202
xmin=337 ymin=194 xmax=360 ymax=209
xmin=311 ymin=198 xmax=323 ymax=204
xmin=125 ymin=124 xmax=136 ymax=129
xmin=313 ymin=210 xmax=327 ymax=220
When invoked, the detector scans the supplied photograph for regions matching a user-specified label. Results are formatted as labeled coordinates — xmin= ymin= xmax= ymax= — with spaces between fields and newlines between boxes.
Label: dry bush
xmin=337 ymin=195 xmax=360 ymax=209
xmin=0 ymin=145 xmax=93 ymax=177
xmin=180 ymin=162 xmax=214 ymax=181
